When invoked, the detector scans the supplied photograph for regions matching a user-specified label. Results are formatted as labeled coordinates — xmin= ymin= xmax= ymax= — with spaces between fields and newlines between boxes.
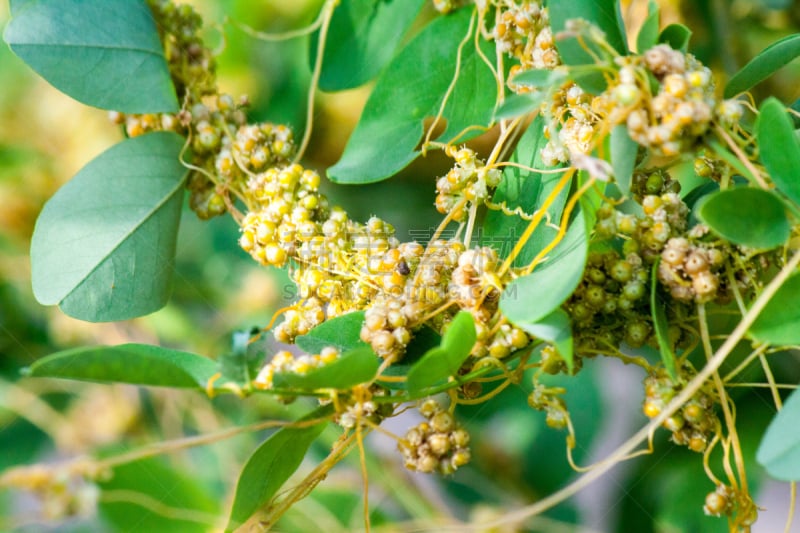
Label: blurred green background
xmin=1 ymin=0 xmax=799 ymax=531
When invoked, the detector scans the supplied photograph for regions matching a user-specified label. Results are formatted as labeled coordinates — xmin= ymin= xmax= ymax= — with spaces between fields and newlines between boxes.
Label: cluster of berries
xmin=357 ymin=241 xmax=527 ymax=362
xmin=147 ymin=0 xmax=217 ymax=99
xmin=490 ymin=1 xmax=559 ymax=91
xmin=642 ymin=366 xmax=719 ymax=452
xmin=398 ymin=400 xmax=471 ymax=474
xmin=534 ymin=41 xmax=742 ymax=171
xmin=541 ymin=82 xmax=597 ymax=166
xmin=334 ymin=384 xmax=394 ymax=429
xmin=113 ymin=1 xmax=299 ymax=221
xmin=435 ymin=147 xmax=502 ymax=222
xmin=619 ymin=193 xmax=690 ymax=262
xmin=527 ymin=382 xmax=570 ymax=429
xmin=658 ymin=237 xmax=726 ymax=303
xmin=567 ymin=248 xmax=652 ymax=351
xmin=619 ymin=45 xmax=717 ymax=159
xmin=628 ymin=169 xmax=681 ymax=203
xmin=238 ymin=164 xmax=328 ymax=269
xmin=703 ymin=483 xmax=757 ymax=526
xmin=253 ymin=347 xmax=340 ymax=390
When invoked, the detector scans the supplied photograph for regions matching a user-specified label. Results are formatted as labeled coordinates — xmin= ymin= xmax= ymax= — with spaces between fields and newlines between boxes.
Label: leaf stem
xmin=96 ymin=415 xmax=333 ymax=472
xmin=294 ymin=0 xmax=338 ymax=163
xmin=714 ymin=125 xmax=768 ymax=189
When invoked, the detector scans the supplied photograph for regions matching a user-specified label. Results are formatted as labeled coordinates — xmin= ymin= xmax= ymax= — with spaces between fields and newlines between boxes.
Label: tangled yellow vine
xmin=4 ymin=0 xmax=800 ymax=531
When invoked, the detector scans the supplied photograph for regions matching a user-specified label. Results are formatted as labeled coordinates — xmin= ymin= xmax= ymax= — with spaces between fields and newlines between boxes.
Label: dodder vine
xmin=3 ymin=0 xmax=800 ymax=531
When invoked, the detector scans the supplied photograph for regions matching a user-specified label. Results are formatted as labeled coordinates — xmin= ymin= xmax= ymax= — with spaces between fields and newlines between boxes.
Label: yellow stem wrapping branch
xmin=451 ymin=249 xmax=800 ymax=531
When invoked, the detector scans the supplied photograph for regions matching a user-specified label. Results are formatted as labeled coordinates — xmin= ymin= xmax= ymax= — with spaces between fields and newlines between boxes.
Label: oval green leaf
xmin=756 ymin=97 xmax=800 ymax=207
xmin=725 ymin=34 xmax=800 ymax=98
xmin=406 ymin=311 xmax=476 ymax=394
xmin=500 ymin=208 xmax=589 ymax=325
xmin=23 ymin=343 xmax=217 ymax=389
xmin=272 ymin=346 xmax=379 ymax=391
xmin=482 ymin=115 xmax=568 ymax=266
xmin=3 ymin=0 xmax=178 ymax=113
xmin=756 ymin=386 xmax=800 ymax=481
xmin=311 ymin=0 xmax=425 ymax=91
xmin=517 ymin=308 xmax=574 ymax=373
xmin=658 ymin=23 xmax=691 ymax=52
xmin=328 ymin=8 xmax=497 ymax=183
xmin=30 ymin=132 xmax=187 ymax=322
xmin=510 ymin=68 xmax=567 ymax=88
xmin=493 ymin=92 xmax=546 ymax=121
xmin=549 ymin=0 xmax=628 ymax=59
xmin=695 ymin=187 xmax=789 ymax=250
xmin=636 ymin=1 xmax=661 ymax=54
xmin=441 ymin=310 xmax=477 ymax=355
xmin=610 ymin=124 xmax=638 ymax=197
xmin=295 ymin=311 xmax=368 ymax=354
xmin=749 ymin=272 xmax=800 ymax=345
xmin=99 ymin=456 xmax=219 ymax=533
xmin=548 ymin=0 xmax=627 ymax=92
xmin=227 ymin=407 xmax=331 ymax=531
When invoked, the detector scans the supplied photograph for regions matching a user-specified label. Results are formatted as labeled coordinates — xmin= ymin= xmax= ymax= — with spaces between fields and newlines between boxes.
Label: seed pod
xmin=430 ymin=411 xmax=455 ymax=433
xmin=703 ymin=490 xmax=728 ymax=516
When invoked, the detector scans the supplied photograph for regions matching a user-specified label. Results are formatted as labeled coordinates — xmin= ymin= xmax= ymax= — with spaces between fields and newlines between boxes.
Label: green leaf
xmin=500 ymin=208 xmax=589 ymax=325
xmin=493 ymin=92 xmax=545 ymax=121
xmin=749 ymin=272 xmax=800 ymax=345
xmin=99 ymin=456 xmax=219 ymax=533
xmin=651 ymin=260 xmax=678 ymax=381
xmin=406 ymin=311 xmax=476 ymax=394
xmin=636 ymin=1 xmax=661 ymax=54
xmin=756 ymin=97 xmax=800 ymax=207
xmin=311 ymin=0 xmax=425 ymax=91
xmin=658 ymin=23 xmax=692 ymax=52
xmin=377 ymin=326 xmax=442 ymax=388
xmin=482 ymin=115 xmax=568 ymax=266
xmin=295 ymin=311 xmax=368 ymax=354
xmin=217 ymin=328 xmax=268 ymax=385
xmin=441 ymin=310 xmax=477 ymax=357
xmin=725 ymin=34 xmax=800 ymax=98
xmin=549 ymin=0 xmax=628 ymax=58
xmin=30 ymin=132 xmax=187 ymax=322
xmin=610 ymin=124 xmax=638 ymax=197
xmin=548 ymin=0 xmax=627 ymax=92
xmin=757 ymin=386 xmax=800 ymax=481
xmin=3 ymin=0 xmax=178 ymax=113
xmin=8 ymin=0 xmax=35 ymax=15
xmin=272 ymin=346 xmax=379 ymax=390
xmin=328 ymin=8 xmax=497 ymax=183
xmin=517 ymin=308 xmax=574 ymax=373
xmin=510 ymin=68 xmax=567 ymax=88
xmin=227 ymin=407 xmax=331 ymax=531
xmin=23 ymin=343 xmax=217 ymax=389
xmin=695 ymin=187 xmax=790 ymax=250
xmin=790 ymin=97 xmax=800 ymax=127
